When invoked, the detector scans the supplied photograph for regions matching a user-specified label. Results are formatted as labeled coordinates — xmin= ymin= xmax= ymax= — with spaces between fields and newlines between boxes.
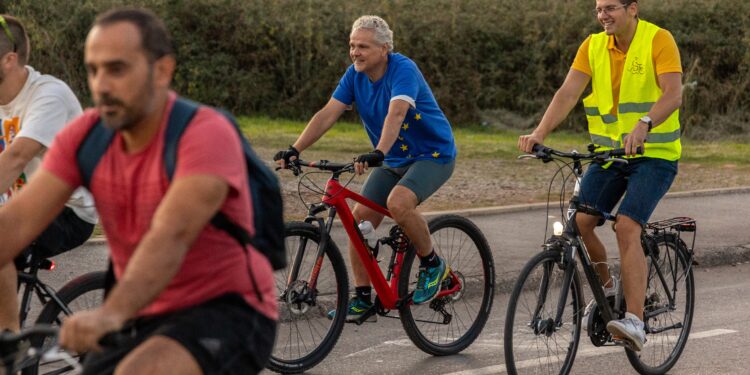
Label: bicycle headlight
xmin=553 ymin=221 xmax=564 ymax=236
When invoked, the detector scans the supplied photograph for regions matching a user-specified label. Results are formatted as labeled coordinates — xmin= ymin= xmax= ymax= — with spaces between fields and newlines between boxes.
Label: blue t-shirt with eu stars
xmin=332 ymin=53 xmax=456 ymax=168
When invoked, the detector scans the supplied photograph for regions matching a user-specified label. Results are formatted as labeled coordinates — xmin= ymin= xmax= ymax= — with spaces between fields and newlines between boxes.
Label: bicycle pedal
xmin=612 ymin=337 xmax=639 ymax=351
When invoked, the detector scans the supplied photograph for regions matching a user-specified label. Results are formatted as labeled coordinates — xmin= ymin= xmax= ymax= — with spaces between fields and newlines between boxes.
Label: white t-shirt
xmin=0 ymin=66 xmax=98 ymax=224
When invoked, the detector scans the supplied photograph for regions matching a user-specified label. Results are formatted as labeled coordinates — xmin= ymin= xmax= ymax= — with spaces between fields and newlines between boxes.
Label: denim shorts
xmin=360 ymin=159 xmax=455 ymax=207
xmin=578 ymin=157 xmax=678 ymax=226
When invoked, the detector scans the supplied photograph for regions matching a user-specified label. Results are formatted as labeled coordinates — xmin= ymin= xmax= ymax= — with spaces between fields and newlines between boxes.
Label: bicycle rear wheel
xmin=626 ymin=234 xmax=694 ymax=374
xmin=25 ymin=271 xmax=106 ymax=375
xmin=267 ymin=222 xmax=349 ymax=374
xmin=398 ymin=215 xmax=495 ymax=356
xmin=504 ymin=250 xmax=583 ymax=375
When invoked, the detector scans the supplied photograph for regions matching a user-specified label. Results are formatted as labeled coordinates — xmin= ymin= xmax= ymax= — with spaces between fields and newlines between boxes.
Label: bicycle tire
xmin=267 ymin=222 xmax=349 ymax=374
xmin=398 ymin=215 xmax=495 ymax=356
xmin=24 ymin=271 xmax=107 ymax=375
xmin=626 ymin=233 xmax=694 ymax=375
xmin=504 ymin=250 xmax=583 ymax=375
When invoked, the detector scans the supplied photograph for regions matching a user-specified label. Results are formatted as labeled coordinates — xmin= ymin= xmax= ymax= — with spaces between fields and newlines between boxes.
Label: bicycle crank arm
xmin=648 ymin=322 xmax=683 ymax=334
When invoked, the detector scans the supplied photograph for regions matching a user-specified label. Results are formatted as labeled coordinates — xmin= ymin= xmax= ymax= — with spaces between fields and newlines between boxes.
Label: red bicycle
xmin=269 ymin=159 xmax=495 ymax=374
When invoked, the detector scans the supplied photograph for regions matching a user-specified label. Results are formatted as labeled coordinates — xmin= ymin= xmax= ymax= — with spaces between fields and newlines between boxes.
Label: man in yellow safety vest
xmin=518 ymin=0 xmax=683 ymax=351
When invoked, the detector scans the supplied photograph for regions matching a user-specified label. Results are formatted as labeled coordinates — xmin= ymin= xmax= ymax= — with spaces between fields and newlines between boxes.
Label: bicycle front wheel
xmin=626 ymin=234 xmax=694 ymax=374
xmin=398 ymin=215 xmax=495 ymax=356
xmin=267 ymin=222 xmax=349 ymax=374
xmin=26 ymin=271 xmax=106 ymax=375
xmin=504 ymin=250 xmax=583 ymax=375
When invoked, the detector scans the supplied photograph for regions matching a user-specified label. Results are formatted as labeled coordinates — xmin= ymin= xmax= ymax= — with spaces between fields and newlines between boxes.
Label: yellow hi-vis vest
xmin=582 ymin=20 xmax=681 ymax=161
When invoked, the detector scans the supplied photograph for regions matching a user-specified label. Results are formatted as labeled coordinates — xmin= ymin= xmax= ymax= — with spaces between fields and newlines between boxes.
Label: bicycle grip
xmin=98 ymin=331 xmax=129 ymax=348
xmin=608 ymin=146 xmax=644 ymax=157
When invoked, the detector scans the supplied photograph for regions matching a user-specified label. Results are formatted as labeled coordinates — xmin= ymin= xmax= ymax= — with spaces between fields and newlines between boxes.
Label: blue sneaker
xmin=412 ymin=257 xmax=450 ymax=305
xmin=327 ymin=297 xmax=376 ymax=322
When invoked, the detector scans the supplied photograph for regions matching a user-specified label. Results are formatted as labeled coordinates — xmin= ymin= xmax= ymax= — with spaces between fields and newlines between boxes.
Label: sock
xmin=419 ymin=250 xmax=440 ymax=268
xmin=355 ymin=286 xmax=372 ymax=304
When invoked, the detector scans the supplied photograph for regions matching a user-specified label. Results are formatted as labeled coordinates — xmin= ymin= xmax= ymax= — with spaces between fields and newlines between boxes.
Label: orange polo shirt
xmin=572 ymin=26 xmax=682 ymax=114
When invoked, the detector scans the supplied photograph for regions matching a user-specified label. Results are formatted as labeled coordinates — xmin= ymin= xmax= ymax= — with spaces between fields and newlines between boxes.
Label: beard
xmin=96 ymin=69 xmax=155 ymax=131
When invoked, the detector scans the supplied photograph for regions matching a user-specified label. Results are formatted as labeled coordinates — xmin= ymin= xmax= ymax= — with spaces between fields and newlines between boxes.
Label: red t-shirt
xmin=42 ymin=93 xmax=277 ymax=320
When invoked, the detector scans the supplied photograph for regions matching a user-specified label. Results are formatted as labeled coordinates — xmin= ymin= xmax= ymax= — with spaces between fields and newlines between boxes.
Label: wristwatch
xmin=639 ymin=115 xmax=653 ymax=132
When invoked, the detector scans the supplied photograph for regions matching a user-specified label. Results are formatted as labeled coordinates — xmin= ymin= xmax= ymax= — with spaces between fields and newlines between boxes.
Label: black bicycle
xmin=15 ymin=249 xmax=106 ymax=375
xmin=504 ymin=145 xmax=695 ymax=375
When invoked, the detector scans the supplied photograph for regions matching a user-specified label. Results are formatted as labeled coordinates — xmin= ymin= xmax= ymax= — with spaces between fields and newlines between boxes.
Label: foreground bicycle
xmin=15 ymin=249 xmax=106 ymax=375
xmin=504 ymin=145 xmax=695 ymax=375
xmin=270 ymin=159 xmax=495 ymax=374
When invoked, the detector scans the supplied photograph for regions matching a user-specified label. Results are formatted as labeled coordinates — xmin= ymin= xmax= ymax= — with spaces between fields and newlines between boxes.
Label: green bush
xmin=7 ymin=0 xmax=749 ymax=138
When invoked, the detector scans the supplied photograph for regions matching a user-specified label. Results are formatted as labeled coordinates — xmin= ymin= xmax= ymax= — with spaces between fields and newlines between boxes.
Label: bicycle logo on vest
xmin=628 ymin=57 xmax=645 ymax=75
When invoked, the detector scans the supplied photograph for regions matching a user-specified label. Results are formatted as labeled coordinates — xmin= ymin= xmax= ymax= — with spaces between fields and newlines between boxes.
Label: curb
xmin=419 ymin=186 xmax=750 ymax=219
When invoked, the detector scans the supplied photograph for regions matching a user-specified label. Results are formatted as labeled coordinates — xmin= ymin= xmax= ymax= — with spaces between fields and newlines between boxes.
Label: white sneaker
xmin=607 ymin=312 xmax=646 ymax=351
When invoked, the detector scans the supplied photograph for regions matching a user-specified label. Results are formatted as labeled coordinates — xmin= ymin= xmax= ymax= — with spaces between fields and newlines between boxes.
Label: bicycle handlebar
xmin=280 ymin=159 xmax=356 ymax=176
xmin=526 ymin=144 xmax=643 ymax=163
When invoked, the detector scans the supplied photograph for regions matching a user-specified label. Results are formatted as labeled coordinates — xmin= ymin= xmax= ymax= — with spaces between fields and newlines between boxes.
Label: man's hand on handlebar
xmin=353 ymin=149 xmax=384 ymax=175
xmin=273 ymin=145 xmax=300 ymax=169
xmin=518 ymin=133 xmax=545 ymax=154
xmin=622 ymin=121 xmax=649 ymax=156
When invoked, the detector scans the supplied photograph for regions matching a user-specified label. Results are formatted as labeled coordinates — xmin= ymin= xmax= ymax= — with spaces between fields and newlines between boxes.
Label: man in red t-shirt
xmin=0 ymin=7 xmax=276 ymax=375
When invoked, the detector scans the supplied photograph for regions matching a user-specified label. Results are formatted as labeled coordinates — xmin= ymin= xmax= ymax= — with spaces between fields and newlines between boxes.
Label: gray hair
xmin=351 ymin=15 xmax=394 ymax=52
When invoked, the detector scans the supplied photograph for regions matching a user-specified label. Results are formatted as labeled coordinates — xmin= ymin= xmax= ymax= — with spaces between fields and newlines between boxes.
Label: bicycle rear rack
xmin=646 ymin=216 xmax=697 ymax=261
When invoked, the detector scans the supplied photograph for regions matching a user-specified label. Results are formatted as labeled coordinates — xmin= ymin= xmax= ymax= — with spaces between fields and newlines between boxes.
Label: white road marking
xmin=441 ymin=329 xmax=737 ymax=375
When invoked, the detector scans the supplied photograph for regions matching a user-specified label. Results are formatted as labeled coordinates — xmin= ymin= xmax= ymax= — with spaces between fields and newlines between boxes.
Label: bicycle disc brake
xmin=285 ymin=280 xmax=315 ymax=315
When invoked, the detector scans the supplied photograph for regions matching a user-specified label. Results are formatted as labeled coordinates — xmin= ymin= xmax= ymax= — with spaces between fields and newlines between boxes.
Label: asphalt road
xmin=28 ymin=189 xmax=750 ymax=374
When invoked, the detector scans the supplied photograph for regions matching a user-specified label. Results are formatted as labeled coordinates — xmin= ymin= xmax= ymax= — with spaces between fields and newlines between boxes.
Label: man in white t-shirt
xmin=0 ymin=14 xmax=98 ymax=331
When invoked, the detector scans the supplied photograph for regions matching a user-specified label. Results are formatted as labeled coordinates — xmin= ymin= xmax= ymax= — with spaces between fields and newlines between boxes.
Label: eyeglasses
xmin=0 ymin=15 xmax=17 ymax=53
xmin=592 ymin=4 xmax=629 ymax=17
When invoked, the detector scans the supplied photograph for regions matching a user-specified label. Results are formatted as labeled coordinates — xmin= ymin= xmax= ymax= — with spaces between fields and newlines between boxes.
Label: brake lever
xmin=601 ymin=157 xmax=629 ymax=164
xmin=517 ymin=154 xmax=538 ymax=160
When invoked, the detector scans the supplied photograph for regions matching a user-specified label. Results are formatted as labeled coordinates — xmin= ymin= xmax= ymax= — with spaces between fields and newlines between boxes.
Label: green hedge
xmin=7 ymin=0 xmax=749 ymax=138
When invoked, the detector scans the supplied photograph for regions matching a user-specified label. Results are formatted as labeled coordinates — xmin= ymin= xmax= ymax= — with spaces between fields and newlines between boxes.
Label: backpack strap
xmin=163 ymin=99 xmax=254 ymax=244
xmin=163 ymin=98 xmax=201 ymax=180
xmin=76 ymin=120 xmax=116 ymax=189
xmin=164 ymin=99 xmax=264 ymax=301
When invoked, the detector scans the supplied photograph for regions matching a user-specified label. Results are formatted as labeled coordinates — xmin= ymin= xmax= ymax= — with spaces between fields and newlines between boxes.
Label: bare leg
xmin=576 ymin=213 xmax=612 ymax=287
xmin=0 ymin=263 xmax=20 ymax=331
xmin=349 ymin=204 xmax=385 ymax=288
xmin=114 ymin=336 xmax=202 ymax=375
xmin=614 ymin=215 xmax=647 ymax=319
xmin=386 ymin=186 xmax=431 ymax=257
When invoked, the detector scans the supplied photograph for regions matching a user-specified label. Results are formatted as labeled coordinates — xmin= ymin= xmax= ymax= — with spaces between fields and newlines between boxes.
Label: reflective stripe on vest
xmin=581 ymin=20 xmax=681 ymax=161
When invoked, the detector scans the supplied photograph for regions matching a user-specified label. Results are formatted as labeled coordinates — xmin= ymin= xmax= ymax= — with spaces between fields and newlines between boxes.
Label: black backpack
xmin=76 ymin=97 xmax=286 ymax=272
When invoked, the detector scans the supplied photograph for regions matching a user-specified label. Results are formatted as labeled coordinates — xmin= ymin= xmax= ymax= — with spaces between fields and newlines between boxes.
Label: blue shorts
xmin=360 ymin=159 xmax=455 ymax=207
xmin=578 ymin=157 xmax=678 ymax=226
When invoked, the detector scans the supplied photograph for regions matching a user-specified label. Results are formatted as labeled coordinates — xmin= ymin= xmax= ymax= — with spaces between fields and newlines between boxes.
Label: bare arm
xmin=375 ymin=99 xmax=410 ymax=154
xmin=622 ymin=72 xmax=683 ymax=155
xmin=100 ymin=174 xmax=229 ymax=322
xmin=518 ymin=69 xmax=591 ymax=153
xmin=292 ymin=98 xmax=349 ymax=152
xmin=0 ymin=170 xmax=73 ymax=267
xmin=352 ymin=99 xmax=409 ymax=175
xmin=0 ymin=137 xmax=44 ymax=194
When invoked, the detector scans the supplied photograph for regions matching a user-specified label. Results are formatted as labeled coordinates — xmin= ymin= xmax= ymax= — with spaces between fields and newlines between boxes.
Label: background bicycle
xmin=504 ymin=145 xmax=695 ymax=375
xmin=270 ymin=159 xmax=495 ymax=374
xmin=14 ymin=246 xmax=106 ymax=375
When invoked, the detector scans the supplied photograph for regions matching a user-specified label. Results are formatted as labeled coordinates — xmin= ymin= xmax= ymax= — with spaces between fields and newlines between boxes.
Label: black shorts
xmin=14 ymin=206 xmax=94 ymax=269
xmin=82 ymin=294 xmax=277 ymax=375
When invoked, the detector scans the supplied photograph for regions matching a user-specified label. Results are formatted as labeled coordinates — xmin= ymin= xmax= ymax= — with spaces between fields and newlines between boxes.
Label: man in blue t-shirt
xmin=275 ymin=15 xmax=456 ymax=321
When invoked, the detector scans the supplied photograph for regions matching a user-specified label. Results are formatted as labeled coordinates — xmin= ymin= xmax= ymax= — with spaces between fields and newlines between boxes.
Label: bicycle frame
xmin=17 ymin=257 xmax=73 ymax=327
xmin=545 ymin=159 xmax=691 ymax=335
xmin=289 ymin=168 xmax=461 ymax=310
